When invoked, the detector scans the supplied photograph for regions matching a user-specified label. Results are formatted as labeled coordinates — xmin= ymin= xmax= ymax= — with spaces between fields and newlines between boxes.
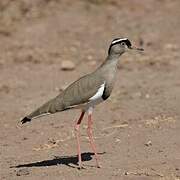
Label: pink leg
xmin=74 ymin=111 xmax=85 ymax=169
xmin=87 ymin=113 xmax=100 ymax=168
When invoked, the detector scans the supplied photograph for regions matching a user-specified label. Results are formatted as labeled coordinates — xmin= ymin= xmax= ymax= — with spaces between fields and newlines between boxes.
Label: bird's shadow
xmin=10 ymin=152 xmax=105 ymax=169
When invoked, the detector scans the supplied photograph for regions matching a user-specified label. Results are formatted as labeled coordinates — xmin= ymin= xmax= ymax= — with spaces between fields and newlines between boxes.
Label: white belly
xmin=83 ymin=96 xmax=104 ymax=112
xmin=81 ymin=82 xmax=105 ymax=112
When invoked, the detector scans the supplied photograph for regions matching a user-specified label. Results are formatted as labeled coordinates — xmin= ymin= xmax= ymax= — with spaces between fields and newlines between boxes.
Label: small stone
xmin=16 ymin=169 xmax=30 ymax=176
xmin=145 ymin=94 xmax=150 ymax=99
xmin=61 ymin=60 xmax=75 ymax=71
xmin=164 ymin=44 xmax=178 ymax=51
xmin=124 ymin=171 xmax=130 ymax=175
xmin=145 ymin=140 xmax=152 ymax=147
xmin=22 ymin=137 xmax=28 ymax=140
xmin=115 ymin=138 xmax=121 ymax=142
xmin=87 ymin=55 xmax=93 ymax=60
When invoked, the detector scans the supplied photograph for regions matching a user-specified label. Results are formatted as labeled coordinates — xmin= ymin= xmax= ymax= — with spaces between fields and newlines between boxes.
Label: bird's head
xmin=108 ymin=38 xmax=144 ymax=56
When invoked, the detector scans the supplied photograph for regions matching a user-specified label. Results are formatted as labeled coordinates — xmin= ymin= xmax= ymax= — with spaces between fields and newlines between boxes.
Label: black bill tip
xmin=136 ymin=47 xmax=144 ymax=51
xmin=129 ymin=46 xmax=144 ymax=51
xmin=21 ymin=117 xmax=31 ymax=124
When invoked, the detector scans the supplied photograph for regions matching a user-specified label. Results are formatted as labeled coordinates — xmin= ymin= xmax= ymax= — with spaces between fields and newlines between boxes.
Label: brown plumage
xmin=21 ymin=72 xmax=105 ymax=123
xmin=21 ymin=38 xmax=143 ymax=168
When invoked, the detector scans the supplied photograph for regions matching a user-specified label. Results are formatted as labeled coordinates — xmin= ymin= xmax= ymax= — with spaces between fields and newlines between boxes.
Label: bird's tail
xmin=21 ymin=95 xmax=65 ymax=124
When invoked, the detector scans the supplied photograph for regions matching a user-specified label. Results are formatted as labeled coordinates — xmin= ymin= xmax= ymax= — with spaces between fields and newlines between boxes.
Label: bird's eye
xmin=121 ymin=42 xmax=126 ymax=46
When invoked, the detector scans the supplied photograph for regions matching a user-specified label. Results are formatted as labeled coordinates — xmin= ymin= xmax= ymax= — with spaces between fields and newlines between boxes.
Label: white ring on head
xmin=111 ymin=38 xmax=128 ymax=45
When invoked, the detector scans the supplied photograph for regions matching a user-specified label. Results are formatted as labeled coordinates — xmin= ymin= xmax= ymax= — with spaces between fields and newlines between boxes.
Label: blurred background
xmin=1 ymin=0 xmax=180 ymax=179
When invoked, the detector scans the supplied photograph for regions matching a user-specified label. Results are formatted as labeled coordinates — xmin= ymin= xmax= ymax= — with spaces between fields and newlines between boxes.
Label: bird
xmin=21 ymin=38 xmax=144 ymax=169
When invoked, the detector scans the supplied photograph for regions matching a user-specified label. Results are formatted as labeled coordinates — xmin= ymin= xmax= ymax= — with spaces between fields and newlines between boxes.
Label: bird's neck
xmin=107 ymin=51 xmax=125 ymax=59
xmin=99 ymin=53 xmax=121 ymax=68
xmin=94 ymin=53 xmax=121 ymax=93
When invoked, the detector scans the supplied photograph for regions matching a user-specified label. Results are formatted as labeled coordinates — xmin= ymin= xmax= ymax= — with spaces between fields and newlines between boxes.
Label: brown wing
xmin=60 ymin=73 xmax=104 ymax=109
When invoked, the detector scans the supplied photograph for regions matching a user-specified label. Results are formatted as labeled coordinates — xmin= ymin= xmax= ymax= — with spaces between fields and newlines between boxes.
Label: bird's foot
xmin=77 ymin=164 xmax=86 ymax=170
xmin=77 ymin=161 xmax=86 ymax=170
xmin=95 ymin=157 xmax=101 ymax=168
xmin=96 ymin=162 xmax=101 ymax=168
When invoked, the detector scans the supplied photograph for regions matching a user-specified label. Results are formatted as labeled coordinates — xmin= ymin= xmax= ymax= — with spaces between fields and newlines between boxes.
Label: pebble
xmin=115 ymin=138 xmax=121 ymax=142
xmin=164 ymin=43 xmax=178 ymax=51
xmin=145 ymin=140 xmax=152 ymax=147
xmin=124 ymin=171 xmax=130 ymax=175
xmin=61 ymin=60 xmax=75 ymax=71
xmin=87 ymin=55 xmax=93 ymax=60
xmin=16 ymin=168 xmax=30 ymax=176
xmin=145 ymin=94 xmax=150 ymax=99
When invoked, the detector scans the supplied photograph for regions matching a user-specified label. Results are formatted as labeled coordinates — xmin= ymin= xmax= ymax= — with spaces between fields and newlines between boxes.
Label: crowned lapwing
xmin=21 ymin=38 xmax=144 ymax=169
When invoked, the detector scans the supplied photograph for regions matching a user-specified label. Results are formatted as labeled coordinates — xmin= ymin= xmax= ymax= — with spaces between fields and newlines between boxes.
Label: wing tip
xmin=21 ymin=117 xmax=31 ymax=124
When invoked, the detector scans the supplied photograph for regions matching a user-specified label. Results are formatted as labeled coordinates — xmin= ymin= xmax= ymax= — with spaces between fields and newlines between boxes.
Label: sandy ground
xmin=0 ymin=0 xmax=180 ymax=179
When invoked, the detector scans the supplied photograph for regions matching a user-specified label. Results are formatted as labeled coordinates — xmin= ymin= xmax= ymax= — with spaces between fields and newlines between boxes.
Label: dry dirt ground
xmin=0 ymin=0 xmax=180 ymax=179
